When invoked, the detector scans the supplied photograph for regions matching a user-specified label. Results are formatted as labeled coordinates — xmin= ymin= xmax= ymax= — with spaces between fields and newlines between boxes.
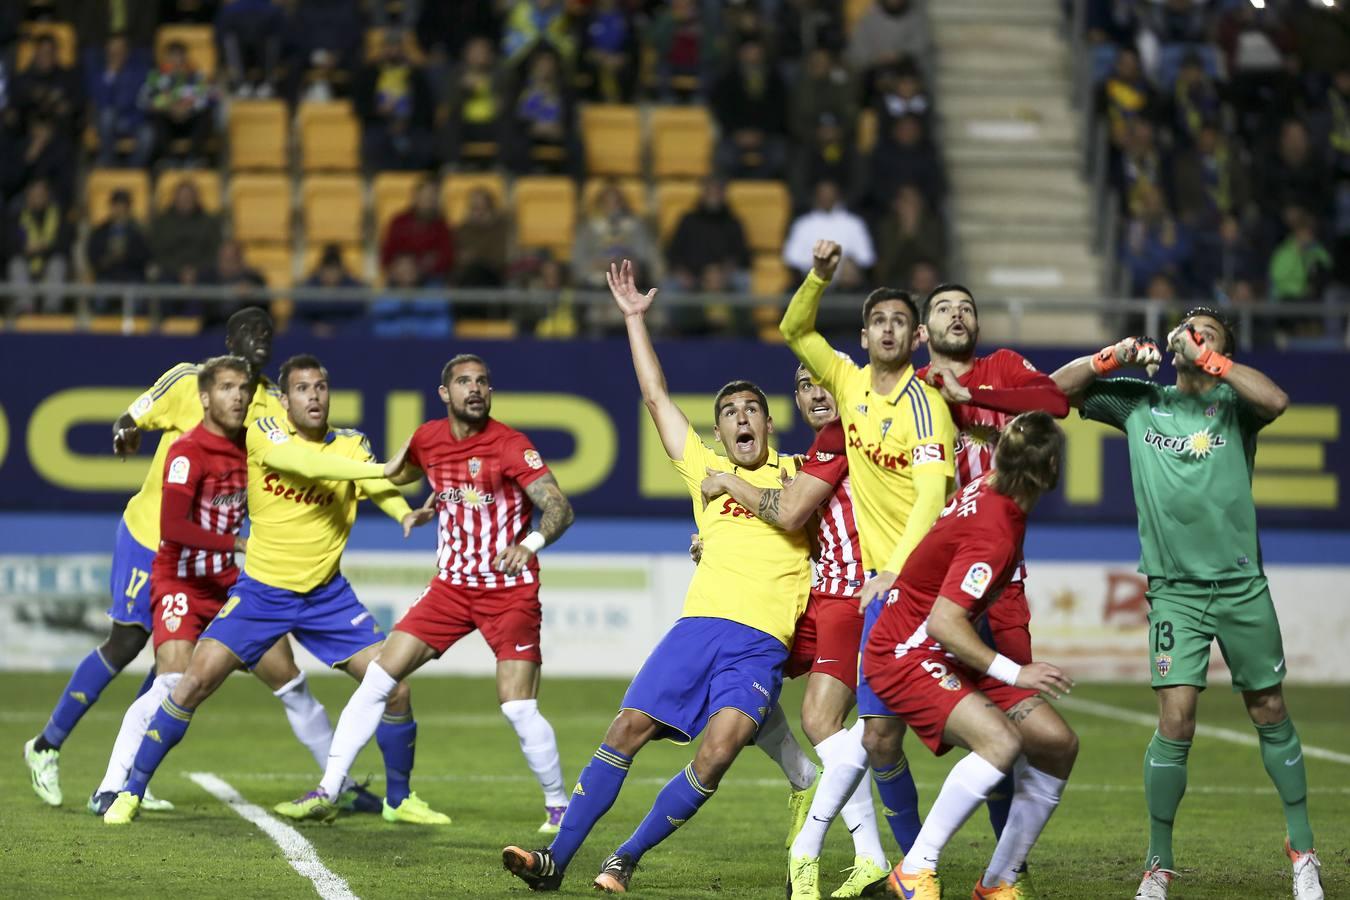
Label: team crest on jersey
xmin=815 ymin=451 xmax=835 ymax=462
xmin=524 ymin=449 xmax=544 ymax=470
xmin=940 ymin=672 xmax=962 ymax=692
xmin=165 ymin=615 xmax=182 ymax=633
xmin=961 ymin=562 xmax=993 ymax=598
xmin=1155 ymin=654 xmax=1172 ymax=677
xmin=468 ymin=456 xmax=482 ymax=477
xmin=131 ymin=393 xmax=153 ymax=417
xmin=167 ymin=456 xmax=191 ymax=485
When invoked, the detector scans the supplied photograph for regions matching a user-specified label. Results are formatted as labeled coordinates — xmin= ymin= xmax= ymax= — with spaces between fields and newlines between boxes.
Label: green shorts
xmin=1145 ymin=575 xmax=1285 ymax=693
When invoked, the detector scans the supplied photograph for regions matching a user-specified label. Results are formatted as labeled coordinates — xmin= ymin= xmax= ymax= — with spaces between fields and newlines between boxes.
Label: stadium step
xmin=930 ymin=0 xmax=1062 ymax=29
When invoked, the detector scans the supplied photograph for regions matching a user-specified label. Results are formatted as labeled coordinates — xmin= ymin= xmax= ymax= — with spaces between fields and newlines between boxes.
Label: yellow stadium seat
xmin=298 ymin=102 xmax=360 ymax=172
xmin=87 ymin=169 xmax=151 ymax=224
xmin=726 ymin=181 xmax=790 ymax=254
xmin=301 ymin=175 xmax=364 ymax=245
xmin=17 ymin=22 xmax=77 ymax=69
xmin=363 ymin=28 xmax=426 ymax=65
xmin=857 ymin=108 xmax=878 ymax=155
xmin=513 ymin=177 xmax=577 ymax=260
xmin=160 ymin=316 xmax=203 ymax=336
xmin=655 ymin=179 xmax=701 ymax=244
xmin=455 ymin=320 xmax=520 ymax=339
xmin=301 ymin=242 xmax=365 ymax=280
xmin=155 ymin=25 xmax=217 ymax=78
xmin=229 ymin=100 xmax=289 ymax=171
xmin=582 ymin=177 xmax=647 ymax=219
xmin=244 ymin=244 xmax=295 ymax=288
xmin=650 ymin=107 xmax=713 ymax=178
xmin=372 ymin=172 xmax=425 ymax=239
xmin=751 ymin=254 xmax=790 ymax=297
xmin=231 ymin=174 xmax=292 ymax=245
xmin=89 ymin=315 xmax=153 ymax=335
xmin=155 ymin=171 xmax=223 ymax=214
xmin=441 ymin=173 xmax=507 ymax=225
xmin=14 ymin=315 xmax=77 ymax=334
xmin=580 ymin=105 xmax=642 ymax=177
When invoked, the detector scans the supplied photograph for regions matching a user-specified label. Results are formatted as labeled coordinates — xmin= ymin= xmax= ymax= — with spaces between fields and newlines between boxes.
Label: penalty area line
xmin=188 ymin=772 xmax=359 ymax=900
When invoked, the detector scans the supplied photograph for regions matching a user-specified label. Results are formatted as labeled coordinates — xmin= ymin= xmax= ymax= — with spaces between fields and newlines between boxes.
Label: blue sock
xmin=125 ymin=697 xmax=195 ymax=797
xmin=873 ymin=755 xmax=922 ymax=854
xmin=615 ymin=763 xmax=715 ymax=863
xmin=987 ymin=772 xmax=1014 ymax=839
xmin=40 ymin=648 xmax=122 ymax=749
xmin=376 ymin=712 xmax=416 ymax=806
xmin=550 ymin=744 xmax=632 ymax=870
xmin=135 ymin=667 xmax=157 ymax=699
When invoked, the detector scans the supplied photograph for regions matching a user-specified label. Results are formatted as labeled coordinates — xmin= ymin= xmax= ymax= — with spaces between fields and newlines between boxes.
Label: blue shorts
xmin=621 ymin=617 xmax=787 ymax=744
xmin=107 ymin=518 xmax=156 ymax=631
xmin=201 ymin=571 xmax=384 ymax=669
xmin=856 ymin=596 xmax=898 ymax=718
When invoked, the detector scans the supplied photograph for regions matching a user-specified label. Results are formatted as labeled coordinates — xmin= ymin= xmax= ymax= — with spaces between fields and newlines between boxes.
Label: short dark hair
xmin=441 ymin=353 xmax=490 ymax=386
xmin=226 ymin=306 xmax=271 ymax=338
xmin=279 ymin=354 xmax=328 ymax=392
xmin=1182 ymin=305 xmax=1236 ymax=356
xmin=198 ymin=355 xmax=251 ymax=392
xmin=862 ymin=287 xmax=918 ymax=326
xmin=921 ymin=283 xmax=977 ymax=322
xmin=713 ymin=380 xmax=769 ymax=420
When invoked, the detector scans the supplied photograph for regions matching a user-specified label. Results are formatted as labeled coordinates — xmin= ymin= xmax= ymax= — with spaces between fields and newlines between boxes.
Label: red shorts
xmin=785 ymin=590 xmax=864 ymax=690
xmin=395 ymin=577 xmax=543 ymax=663
xmin=985 ymin=582 xmax=1032 ymax=665
xmin=150 ymin=569 xmax=236 ymax=650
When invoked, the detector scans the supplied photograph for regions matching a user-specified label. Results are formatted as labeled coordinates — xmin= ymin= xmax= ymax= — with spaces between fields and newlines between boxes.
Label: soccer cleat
xmin=502 ymin=845 xmax=563 ymax=891
xmin=971 ymin=879 xmax=1025 ymax=899
xmin=537 ymin=803 xmax=566 ymax=834
xmin=593 ymin=852 xmax=638 ymax=894
xmin=88 ymin=790 xmax=118 ymax=816
xmin=336 ymin=779 xmax=383 ymax=814
xmin=23 ymin=739 xmax=62 ymax=806
xmin=787 ymin=854 xmax=821 ymax=900
xmin=1286 ymin=838 xmax=1324 ymax=900
xmin=830 ymin=855 xmax=889 ymax=897
xmin=381 ymin=791 xmax=450 ymax=825
xmin=1132 ymin=859 xmax=1175 ymax=900
xmin=887 ymin=863 xmax=940 ymax=900
xmin=141 ymin=789 xmax=174 ymax=812
xmin=786 ymin=767 xmax=822 ymax=849
xmin=103 ymin=791 xmax=141 ymax=825
xmin=274 ymin=789 xmax=339 ymax=823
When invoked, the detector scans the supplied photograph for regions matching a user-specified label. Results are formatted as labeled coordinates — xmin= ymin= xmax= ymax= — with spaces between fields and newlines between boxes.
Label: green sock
xmin=1256 ymin=717 xmax=1314 ymax=852
xmin=1143 ymin=731 xmax=1190 ymax=870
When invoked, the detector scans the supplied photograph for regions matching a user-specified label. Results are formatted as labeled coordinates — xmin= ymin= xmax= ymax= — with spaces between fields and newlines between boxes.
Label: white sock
xmin=840 ymin=722 xmax=888 ymax=868
xmin=982 ymin=759 xmax=1066 ymax=887
xmin=901 ymin=752 xmax=1007 ymax=875
xmin=318 ymin=663 xmax=396 ymax=799
xmin=274 ymin=673 xmax=359 ymax=793
xmin=501 ymin=699 xmax=567 ymax=807
xmin=791 ymin=726 xmax=869 ymax=859
xmin=98 ymin=673 xmax=181 ymax=794
xmin=756 ymin=703 xmax=818 ymax=792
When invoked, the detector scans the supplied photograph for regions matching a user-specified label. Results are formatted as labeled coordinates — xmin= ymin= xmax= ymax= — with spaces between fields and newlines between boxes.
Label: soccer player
xmin=23 ymin=309 xmax=356 ymax=814
xmin=500 ymin=260 xmax=812 ymax=893
xmin=779 ymin=240 xmax=956 ymax=860
xmin=275 ymin=353 xmax=576 ymax=831
xmin=104 ymin=354 xmax=442 ymax=825
xmin=90 ymin=356 xmax=251 ymax=811
xmin=1052 ymin=310 xmax=1323 ymax=900
xmin=863 ymin=411 xmax=1078 ymax=900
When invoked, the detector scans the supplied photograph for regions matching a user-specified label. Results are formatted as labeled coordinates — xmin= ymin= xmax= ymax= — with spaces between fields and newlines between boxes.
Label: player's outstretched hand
xmin=401 ymin=492 xmax=436 ymax=538
xmin=700 ymin=468 xmax=729 ymax=509
xmin=492 ymin=544 xmax=535 ymax=576
xmin=1166 ymin=322 xmax=1205 ymax=365
xmin=923 ymin=363 xmax=972 ymax=404
xmin=812 ymin=240 xmax=842 ymax=282
xmin=1015 ymin=661 xmax=1074 ymax=700
xmin=113 ymin=424 xmax=141 ymax=458
xmin=688 ymin=533 xmax=703 ymax=565
xmin=384 ymin=437 xmax=413 ymax=481
xmin=856 ymin=570 xmax=897 ymax=614
xmin=1110 ymin=336 xmax=1162 ymax=377
xmin=606 ymin=259 xmax=657 ymax=318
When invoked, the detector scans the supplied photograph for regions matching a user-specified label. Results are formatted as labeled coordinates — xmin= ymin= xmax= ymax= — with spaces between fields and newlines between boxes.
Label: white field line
xmin=1058 ymin=696 xmax=1350 ymax=765
xmin=188 ymin=772 xmax=358 ymax=900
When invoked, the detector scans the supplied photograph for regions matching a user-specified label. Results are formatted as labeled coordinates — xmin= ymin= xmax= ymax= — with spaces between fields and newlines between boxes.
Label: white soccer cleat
xmin=1133 ymin=858 xmax=1175 ymax=900
xmin=23 ymin=739 xmax=62 ymax=806
xmin=1286 ymin=839 xmax=1323 ymax=900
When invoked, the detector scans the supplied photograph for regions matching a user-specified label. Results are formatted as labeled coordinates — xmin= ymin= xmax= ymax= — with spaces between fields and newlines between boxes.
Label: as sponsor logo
xmin=261 ymin=472 xmax=336 ymax=506
xmin=912 ymin=442 xmax=946 ymax=465
xmin=1143 ymin=427 xmax=1226 ymax=459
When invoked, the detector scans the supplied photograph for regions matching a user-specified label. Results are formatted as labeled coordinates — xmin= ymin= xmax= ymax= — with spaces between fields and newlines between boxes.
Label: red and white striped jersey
xmin=799 ymin=419 xmax=864 ymax=597
xmin=406 ymin=417 xmax=551 ymax=589
xmin=154 ymin=424 xmax=248 ymax=579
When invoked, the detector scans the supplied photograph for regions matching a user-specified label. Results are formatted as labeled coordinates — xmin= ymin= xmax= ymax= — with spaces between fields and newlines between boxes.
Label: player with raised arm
xmin=1052 ymin=310 xmax=1323 ymax=900
xmin=24 ymin=308 xmax=374 ymax=816
xmin=275 ymin=353 xmax=576 ymax=832
xmin=89 ymin=357 xmax=251 ymax=810
xmin=778 ymin=240 xmax=956 ymax=864
xmin=104 ymin=354 xmax=441 ymax=825
xmin=500 ymin=261 xmax=812 ymax=893
xmin=863 ymin=411 xmax=1078 ymax=900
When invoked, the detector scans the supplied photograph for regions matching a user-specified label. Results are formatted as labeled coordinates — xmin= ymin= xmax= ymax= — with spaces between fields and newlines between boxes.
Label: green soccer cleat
xmin=274 ymin=789 xmax=339 ymax=823
xmin=141 ymin=789 xmax=174 ymax=812
xmin=538 ymin=804 xmax=566 ymax=834
xmin=23 ymin=739 xmax=62 ymax=807
xmin=786 ymin=767 xmax=821 ymax=849
xmin=381 ymin=791 xmax=450 ymax=825
xmin=103 ymin=791 xmax=140 ymax=825
xmin=787 ymin=854 xmax=821 ymax=900
xmin=830 ymin=855 xmax=889 ymax=897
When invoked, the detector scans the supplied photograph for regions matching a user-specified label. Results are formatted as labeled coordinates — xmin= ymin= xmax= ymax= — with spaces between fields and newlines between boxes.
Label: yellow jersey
xmin=123 ymin=363 xmax=285 ymax=550
xmin=672 ymin=424 xmax=812 ymax=646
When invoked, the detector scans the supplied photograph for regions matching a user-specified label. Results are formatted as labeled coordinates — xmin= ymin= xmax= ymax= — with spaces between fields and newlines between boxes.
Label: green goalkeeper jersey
xmin=1081 ymin=377 xmax=1270 ymax=581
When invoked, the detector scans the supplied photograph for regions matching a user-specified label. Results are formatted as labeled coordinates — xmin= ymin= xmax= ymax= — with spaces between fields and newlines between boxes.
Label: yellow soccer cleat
xmin=786 ymin=768 xmax=821 ymax=849
xmin=887 ymin=863 xmax=940 ymax=900
xmin=830 ymin=855 xmax=889 ymax=897
xmin=103 ymin=791 xmax=141 ymax=825
xmin=274 ymin=789 xmax=339 ymax=823
xmin=787 ymin=854 xmax=821 ymax=900
xmin=538 ymin=803 xmax=566 ymax=835
xmin=381 ymin=791 xmax=450 ymax=825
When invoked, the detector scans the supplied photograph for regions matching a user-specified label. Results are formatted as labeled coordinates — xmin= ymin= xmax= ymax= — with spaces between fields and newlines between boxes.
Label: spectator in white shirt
xmin=782 ymin=180 xmax=875 ymax=290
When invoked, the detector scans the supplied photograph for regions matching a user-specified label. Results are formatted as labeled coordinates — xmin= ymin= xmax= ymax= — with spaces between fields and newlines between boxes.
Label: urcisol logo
xmin=261 ymin=472 xmax=336 ymax=506
xmin=1143 ymin=427 xmax=1226 ymax=459
xmin=436 ymin=485 xmax=496 ymax=507
xmin=210 ymin=488 xmax=247 ymax=507
xmin=846 ymin=422 xmax=908 ymax=472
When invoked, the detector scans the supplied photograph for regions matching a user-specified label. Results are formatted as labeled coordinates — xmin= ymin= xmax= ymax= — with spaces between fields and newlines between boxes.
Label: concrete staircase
xmin=930 ymin=0 xmax=1107 ymax=345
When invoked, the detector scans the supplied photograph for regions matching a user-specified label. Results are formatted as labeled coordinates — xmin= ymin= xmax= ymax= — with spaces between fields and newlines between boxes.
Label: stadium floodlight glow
xmin=1249 ymin=0 xmax=1264 ymax=8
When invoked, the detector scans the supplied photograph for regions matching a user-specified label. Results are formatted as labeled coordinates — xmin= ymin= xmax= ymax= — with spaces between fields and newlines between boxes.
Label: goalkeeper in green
xmin=1052 ymin=307 xmax=1322 ymax=900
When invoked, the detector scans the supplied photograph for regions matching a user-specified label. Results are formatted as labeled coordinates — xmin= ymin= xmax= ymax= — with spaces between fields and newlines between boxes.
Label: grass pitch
xmin=2 ymin=672 xmax=1346 ymax=898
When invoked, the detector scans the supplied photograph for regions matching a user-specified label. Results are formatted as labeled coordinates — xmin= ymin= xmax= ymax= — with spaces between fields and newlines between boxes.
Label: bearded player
xmin=1053 ymin=310 xmax=1323 ymax=900
xmin=276 ymin=353 xmax=576 ymax=832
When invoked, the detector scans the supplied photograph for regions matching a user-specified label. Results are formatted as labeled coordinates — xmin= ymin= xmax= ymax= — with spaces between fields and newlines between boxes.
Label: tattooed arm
xmin=492 ymin=473 xmax=575 ymax=576
xmin=699 ymin=468 xmax=833 ymax=532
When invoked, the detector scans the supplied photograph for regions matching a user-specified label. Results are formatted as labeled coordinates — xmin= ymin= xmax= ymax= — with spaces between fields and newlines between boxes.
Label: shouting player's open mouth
xmin=733 ymin=427 xmax=756 ymax=457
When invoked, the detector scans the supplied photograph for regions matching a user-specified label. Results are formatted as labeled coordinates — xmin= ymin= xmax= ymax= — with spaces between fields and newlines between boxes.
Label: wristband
xmin=1194 ymin=346 xmax=1233 ymax=378
xmin=521 ymin=531 xmax=546 ymax=554
xmin=1090 ymin=345 xmax=1122 ymax=375
xmin=986 ymin=653 xmax=1022 ymax=687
